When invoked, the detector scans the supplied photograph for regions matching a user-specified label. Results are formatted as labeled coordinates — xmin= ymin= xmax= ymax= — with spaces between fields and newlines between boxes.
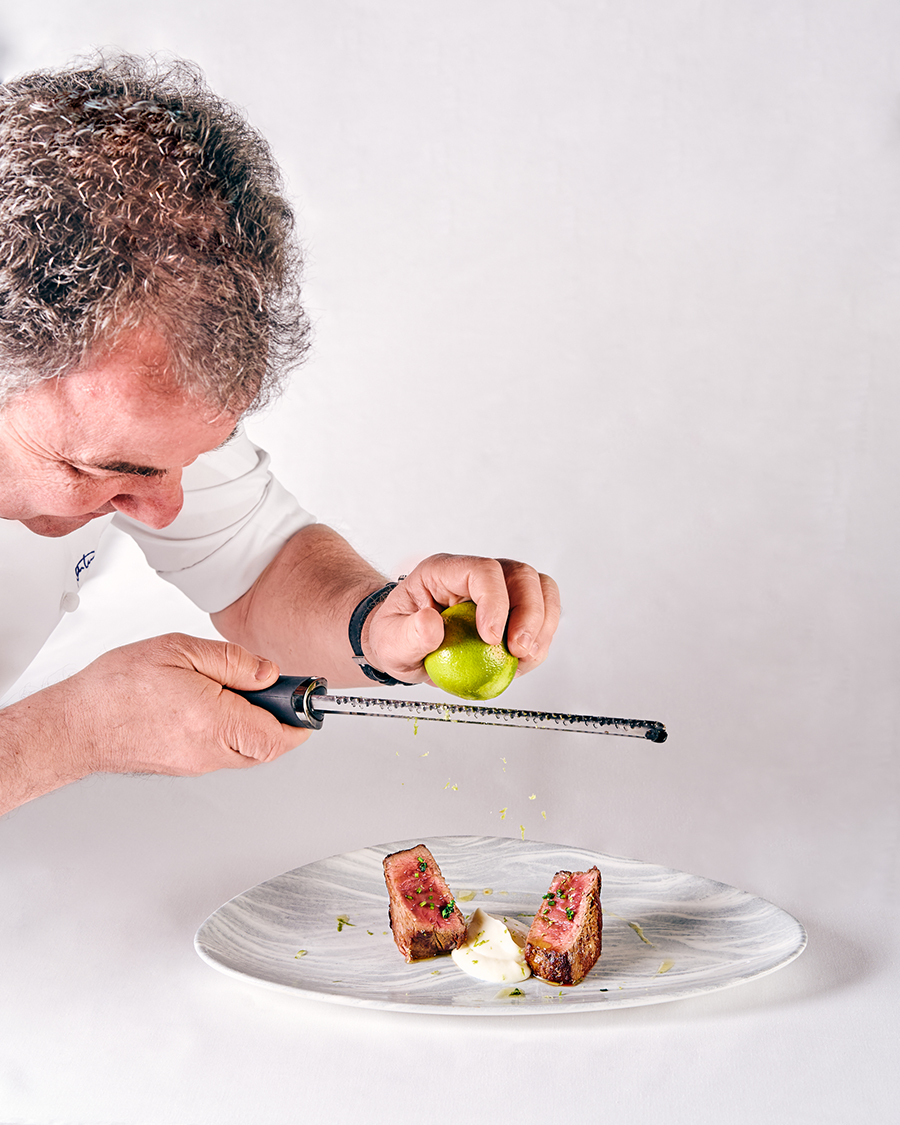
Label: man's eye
xmin=65 ymin=463 xmax=110 ymax=479
xmin=63 ymin=460 xmax=164 ymax=479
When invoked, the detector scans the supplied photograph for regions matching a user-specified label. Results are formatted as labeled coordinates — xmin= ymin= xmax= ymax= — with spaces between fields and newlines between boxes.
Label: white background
xmin=1 ymin=2 xmax=898 ymax=1122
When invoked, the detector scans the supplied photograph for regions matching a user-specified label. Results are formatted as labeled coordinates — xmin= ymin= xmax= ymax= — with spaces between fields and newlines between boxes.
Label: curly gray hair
xmin=0 ymin=52 xmax=309 ymax=412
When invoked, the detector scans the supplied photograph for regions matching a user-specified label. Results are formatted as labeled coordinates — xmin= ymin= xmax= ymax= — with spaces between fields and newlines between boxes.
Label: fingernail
xmin=255 ymin=658 xmax=275 ymax=681
xmin=516 ymin=632 xmax=534 ymax=654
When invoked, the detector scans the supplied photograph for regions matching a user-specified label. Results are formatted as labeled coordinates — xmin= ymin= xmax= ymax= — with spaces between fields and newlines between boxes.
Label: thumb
xmin=174 ymin=636 xmax=279 ymax=691
xmin=368 ymin=605 xmax=445 ymax=676
xmin=184 ymin=638 xmax=305 ymax=760
xmin=405 ymin=606 xmax=446 ymax=661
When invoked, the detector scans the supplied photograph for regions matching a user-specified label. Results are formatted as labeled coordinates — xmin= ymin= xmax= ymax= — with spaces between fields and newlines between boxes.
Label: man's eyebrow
xmin=91 ymin=460 xmax=167 ymax=478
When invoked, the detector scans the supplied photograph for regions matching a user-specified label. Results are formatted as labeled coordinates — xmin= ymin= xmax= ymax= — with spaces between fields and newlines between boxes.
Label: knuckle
xmin=157 ymin=631 xmax=193 ymax=655
xmin=500 ymin=558 xmax=541 ymax=587
xmin=221 ymin=641 xmax=247 ymax=677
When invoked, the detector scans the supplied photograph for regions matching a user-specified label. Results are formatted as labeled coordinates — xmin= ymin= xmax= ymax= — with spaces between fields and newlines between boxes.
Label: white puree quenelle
xmin=451 ymin=907 xmax=532 ymax=983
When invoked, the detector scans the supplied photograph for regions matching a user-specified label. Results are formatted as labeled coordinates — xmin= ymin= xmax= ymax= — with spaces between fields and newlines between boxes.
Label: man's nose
xmin=109 ymin=470 xmax=184 ymax=528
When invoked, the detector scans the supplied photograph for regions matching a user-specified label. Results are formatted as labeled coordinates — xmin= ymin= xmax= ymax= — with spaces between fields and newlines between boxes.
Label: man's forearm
xmin=209 ymin=523 xmax=391 ymax=686
xmin=0 ymin=682 xmax=87 ymax=815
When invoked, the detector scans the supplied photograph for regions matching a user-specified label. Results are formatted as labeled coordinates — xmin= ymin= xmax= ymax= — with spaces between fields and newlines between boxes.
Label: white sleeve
xmin=112 ymin=430 xmax=316 ymax=613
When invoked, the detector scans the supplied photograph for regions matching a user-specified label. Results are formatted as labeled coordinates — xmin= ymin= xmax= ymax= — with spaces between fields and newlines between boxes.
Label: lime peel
xmin=424 ymin=601 xmax=518 ymax=701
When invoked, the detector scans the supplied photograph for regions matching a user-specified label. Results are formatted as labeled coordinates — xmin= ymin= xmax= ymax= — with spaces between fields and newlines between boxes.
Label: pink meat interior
xmin=387 ymin=851 xmax=458 ymax=929
xmin=527 ymin=870 xmax=595 ymax=950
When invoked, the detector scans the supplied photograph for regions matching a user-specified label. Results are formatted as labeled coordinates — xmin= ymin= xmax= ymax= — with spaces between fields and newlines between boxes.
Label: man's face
xmin=0 ymin=331 xmax=241 ymax=537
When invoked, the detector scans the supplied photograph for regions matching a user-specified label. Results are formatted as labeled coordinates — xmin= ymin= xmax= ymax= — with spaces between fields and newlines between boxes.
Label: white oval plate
xmin=194 ymin=835 xmax=807 ymax=1015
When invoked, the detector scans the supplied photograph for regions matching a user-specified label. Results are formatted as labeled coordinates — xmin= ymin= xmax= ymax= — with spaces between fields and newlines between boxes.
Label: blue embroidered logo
xmin=75 ymin=551 xmax=96 ymax=582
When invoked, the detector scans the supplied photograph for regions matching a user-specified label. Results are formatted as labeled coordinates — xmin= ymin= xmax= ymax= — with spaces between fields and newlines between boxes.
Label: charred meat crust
xmin=386 ymin=908 xmax=463 ymax=960
xmin=525 ymin=866 xmax=602 ymax=985
xmin=383 ymin=844 xmax=466 ymax=962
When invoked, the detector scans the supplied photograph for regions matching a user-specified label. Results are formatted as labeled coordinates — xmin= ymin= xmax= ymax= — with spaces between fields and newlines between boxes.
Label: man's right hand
xmin=0 ymin=634 xmax=308 ymax=814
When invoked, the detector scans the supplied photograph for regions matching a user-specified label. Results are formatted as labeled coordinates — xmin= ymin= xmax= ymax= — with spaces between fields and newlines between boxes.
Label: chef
xmin=0 ymin=56 xmax=559 ymax=815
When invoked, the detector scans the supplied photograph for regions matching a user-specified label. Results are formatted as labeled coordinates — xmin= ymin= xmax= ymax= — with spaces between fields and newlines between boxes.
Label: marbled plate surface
xmin=194 ymin=835 xmax=807 ymax=1015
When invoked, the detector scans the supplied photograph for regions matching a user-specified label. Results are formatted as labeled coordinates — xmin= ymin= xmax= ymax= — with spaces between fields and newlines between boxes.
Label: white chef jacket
xmin=0 ymin=430 xmax=314 ymax=702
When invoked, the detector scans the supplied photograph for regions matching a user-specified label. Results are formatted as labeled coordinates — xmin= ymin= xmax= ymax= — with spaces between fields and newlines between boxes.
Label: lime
xmin=424 ymin=601 xmax=518 ymax=701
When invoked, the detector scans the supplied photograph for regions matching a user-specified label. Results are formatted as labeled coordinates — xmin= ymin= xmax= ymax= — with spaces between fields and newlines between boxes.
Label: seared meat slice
xmin=525 ymin=866 xmax=602 ymax=985
xmin=383 ymin=844 xmax=466 ymax=962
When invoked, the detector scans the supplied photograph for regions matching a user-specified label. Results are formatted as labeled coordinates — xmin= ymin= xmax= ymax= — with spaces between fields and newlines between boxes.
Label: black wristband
xmin=348 ymin=580 xmax=415 ymax=686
